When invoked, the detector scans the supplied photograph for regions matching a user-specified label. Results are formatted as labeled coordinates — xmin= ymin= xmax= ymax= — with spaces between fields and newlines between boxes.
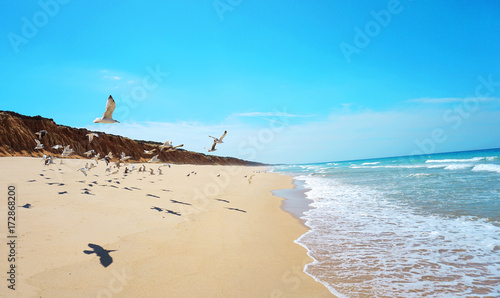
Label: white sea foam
xmin=472 ymin=164 xmax=500 ymax=174
xmin=425 ymin=157 xmax=484 ymax=163
xmin=443 ymin=163 xmax=474 ymax=170
xmin=350 ymin=164 xmax=428 ymax=169
xmin=296 ymin=176 xmax=500 ymax=297
xmin=361 ymin=162 xmax=380 ymax=165
xmin=485 ymin=156 xmax=500 ymax=161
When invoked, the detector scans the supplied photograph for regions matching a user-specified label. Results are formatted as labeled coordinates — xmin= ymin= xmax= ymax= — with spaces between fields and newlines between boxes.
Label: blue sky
xmin=1 ymin=0 xmax=500 ymax=164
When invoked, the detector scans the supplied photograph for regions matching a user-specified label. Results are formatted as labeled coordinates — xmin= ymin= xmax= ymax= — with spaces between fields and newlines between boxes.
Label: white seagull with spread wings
xmin=204 ymin=141 xmax=217 ymax=152
xmin=93 ymin=95 xmax=119 ymax=123
xmin=86 ymin=133 xmax=99 ymax=142
xmin=209 ymin=130 xmax=227 ymax=144
xmin=34 ymin=139 xmax=44 ymax=150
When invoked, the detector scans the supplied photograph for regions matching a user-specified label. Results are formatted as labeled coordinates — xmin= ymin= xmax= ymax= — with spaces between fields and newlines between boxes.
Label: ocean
xmin=272 ymin=148 xmax=500 ymax=297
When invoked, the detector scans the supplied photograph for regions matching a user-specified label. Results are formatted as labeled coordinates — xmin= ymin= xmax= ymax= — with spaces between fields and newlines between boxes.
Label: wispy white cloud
xmin=407 ymin=97 xmax=500 ymax=104
xmin=103 ymin=75 xmax=122 ymax=80
xmin=236 ymin=111 xmax=315 ymax=117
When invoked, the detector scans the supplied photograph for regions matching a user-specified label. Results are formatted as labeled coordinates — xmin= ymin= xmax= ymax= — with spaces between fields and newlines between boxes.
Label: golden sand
xmin=0 ymin=157 xmax=332 ymax=297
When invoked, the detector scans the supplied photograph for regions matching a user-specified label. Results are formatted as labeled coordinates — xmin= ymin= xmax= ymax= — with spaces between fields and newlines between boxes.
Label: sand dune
xmin=0 ymin=157 xmax=331 ymax=297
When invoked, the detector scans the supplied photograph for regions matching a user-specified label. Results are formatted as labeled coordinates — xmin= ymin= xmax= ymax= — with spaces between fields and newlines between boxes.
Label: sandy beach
xmin=0 ymin=157 xmax=332 ymax=297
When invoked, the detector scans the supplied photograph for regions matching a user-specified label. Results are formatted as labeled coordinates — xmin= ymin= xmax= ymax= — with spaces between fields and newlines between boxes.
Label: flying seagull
xmin=148 ymin=154 xmax=160 ymax=163
xmin=35 ymin=130 xmax=48 ymax=139
xmin=144 ymin=149 xmax=156 ymax=154
xmin=159 ymin=140 xmax=173 ymax=151
xmin=93 ymin=95 xmax=119 ymax=123
xmin=51 ymin=144 xmax=63 ymax=149
xmin=204 ymin=141 xmax=217 ymax=152
xmin=165 ymin=144 xmax=183 ymax=152
xmin=92 ymin=153 xmax=100 ymax=164
xmin=34 ymin=139 xmax=44 ymax=150
xmin=120 ymin=152 xmax=131 ymax=161
xmin=86 ymin=133 xmax=99 ymax=143
xmin=61 ymin=145 xmax=74 ymax=157
xmin=209 ymin=130 xmax=227 ymax=144
xmin=78 ymin=167 xmax=88 ymax=177
xmin=84 ymin=150 xmax=95 ymax=157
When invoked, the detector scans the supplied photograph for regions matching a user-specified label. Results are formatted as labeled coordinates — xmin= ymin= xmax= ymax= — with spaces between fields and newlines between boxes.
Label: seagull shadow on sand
xmin=166 ymin=209 xmax=181 ymax=216
xmin=19 ymin=203 xmax=32 ymax=208
xmin=151 ymin=206 xmax=181 ymax=216
xmin=146 ymin=194 xmax=160 ymax=199
xmin=81 ymin=188 xmax=95 ymax=195
xmin=83 ymin=243 xmax=117 ymax=267
xmin=216 ymin=199 xmax=230 ymax=203
xmin=226 ymin=207 xmax=247 ymax=213
xmin=58 ymin=191 xmax=68 ymax=195
xmin=171 ymin=200 xmax=191 ymax=206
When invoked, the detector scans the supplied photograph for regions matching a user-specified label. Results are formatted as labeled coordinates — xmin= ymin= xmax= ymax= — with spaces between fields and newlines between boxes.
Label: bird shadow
xmin=83 ymin=243 xmax=117 ymax=267
xmin=130 ymin=187 xmax=141 ymax=190
xmin=151 ymin=206 xmax=181 ymax=216
xmin=58 ymin=191 xmax=68 ymax=195
xmin=216 ymin=199 xmax=230 ymax=203
xmin=19 ymin=203 xmax=32 ymax=208
xmin=171 ymin=200 xmax=191 ymax=206
xmin=26 ymin=180 xmax=37 ymax=182
xmin=123 ymin=187 xmax=133 ymax=191
xmin=226 ymin=207 xmax=247 ymax=213
xmin=81 ymin=189 xmax=94 ymax=195
xmin=146 ymin=194 xmax=160 ymax=199
xmin=166 ymin=209 xmax=181 ymax=216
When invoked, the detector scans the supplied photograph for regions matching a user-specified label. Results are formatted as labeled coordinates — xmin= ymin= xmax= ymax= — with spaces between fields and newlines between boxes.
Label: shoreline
xmin=272 ymin=176 xmax=313 ymax=225
xmin=0 ymin=157 xmax=332 ymax=297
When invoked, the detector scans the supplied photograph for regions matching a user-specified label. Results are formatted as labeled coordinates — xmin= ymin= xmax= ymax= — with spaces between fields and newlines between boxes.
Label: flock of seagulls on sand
xmin=33 ymin=95 xmax=228 ymax=176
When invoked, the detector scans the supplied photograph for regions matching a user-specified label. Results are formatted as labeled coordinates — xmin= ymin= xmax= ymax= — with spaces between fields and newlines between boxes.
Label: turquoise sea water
xmin=273 ymin=148 xmax=500 ymax=297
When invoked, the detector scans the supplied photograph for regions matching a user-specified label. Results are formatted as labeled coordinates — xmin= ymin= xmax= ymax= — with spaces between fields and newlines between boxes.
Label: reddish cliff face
xmin=0 ymin=111 xmax=264 ymax=166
